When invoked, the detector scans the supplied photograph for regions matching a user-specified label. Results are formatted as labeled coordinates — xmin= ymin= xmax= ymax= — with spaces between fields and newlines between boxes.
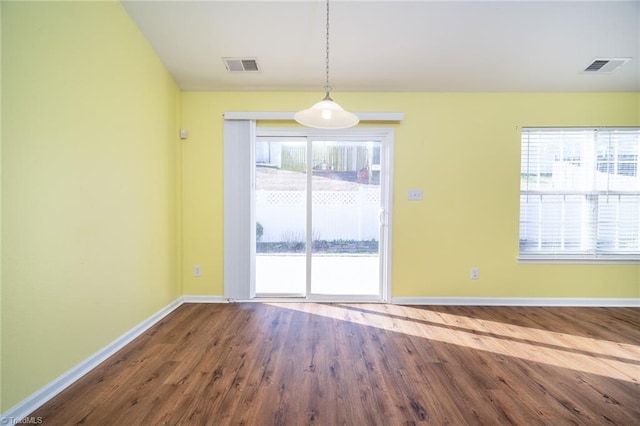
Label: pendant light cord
xmin=324 ymin=0 xmax=332 ymax=101
xmin=294 ymin=0 xmax=359 ymax=129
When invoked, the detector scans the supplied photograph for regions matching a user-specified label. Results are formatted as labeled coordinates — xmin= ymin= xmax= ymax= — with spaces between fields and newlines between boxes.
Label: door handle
xmin=378 ymin=209 xmax=385 ymax=226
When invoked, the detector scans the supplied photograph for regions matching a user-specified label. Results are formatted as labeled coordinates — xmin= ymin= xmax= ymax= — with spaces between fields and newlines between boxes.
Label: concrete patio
xmin=255 ymin=254 xmax=380 ymax=296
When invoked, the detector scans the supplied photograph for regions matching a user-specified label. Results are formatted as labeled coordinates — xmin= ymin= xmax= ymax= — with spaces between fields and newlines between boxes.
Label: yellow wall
xmin=1 ymin=1 xmax=180 ymax=410
xmin=180 ymin=92 xmax=640 ymax=299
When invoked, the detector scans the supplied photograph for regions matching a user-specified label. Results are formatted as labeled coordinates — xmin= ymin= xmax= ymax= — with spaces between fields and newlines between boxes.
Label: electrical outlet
xmin=470 ymin=267 xmax=479 ymax=280
xmin=193 ymin=265 xmax=202 ymax=277
xmin=408 ymin=188 xmax=423 ymax=201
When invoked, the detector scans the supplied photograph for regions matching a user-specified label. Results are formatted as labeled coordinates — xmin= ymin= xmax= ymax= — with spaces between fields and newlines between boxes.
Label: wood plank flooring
xmin=32 ymin=303 xmax=639 ymax=425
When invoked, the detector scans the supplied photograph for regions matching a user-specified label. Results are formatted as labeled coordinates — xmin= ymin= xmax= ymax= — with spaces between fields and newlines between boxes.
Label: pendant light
xmin=294 ymin=0 xmax=359 ymax=129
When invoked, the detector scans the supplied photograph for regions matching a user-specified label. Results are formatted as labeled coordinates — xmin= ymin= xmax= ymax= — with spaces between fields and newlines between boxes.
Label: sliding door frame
xmin=254 ymin=127 xmax=395 ymax=303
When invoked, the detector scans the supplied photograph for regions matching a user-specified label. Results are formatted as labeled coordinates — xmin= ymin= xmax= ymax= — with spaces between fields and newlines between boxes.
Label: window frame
xmin=518 ymin=127 xmax=640 ymax=264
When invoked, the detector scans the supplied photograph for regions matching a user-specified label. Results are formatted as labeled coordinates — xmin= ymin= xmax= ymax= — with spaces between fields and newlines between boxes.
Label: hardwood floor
xmin=32 ymin=303 xmax=639 ymax=425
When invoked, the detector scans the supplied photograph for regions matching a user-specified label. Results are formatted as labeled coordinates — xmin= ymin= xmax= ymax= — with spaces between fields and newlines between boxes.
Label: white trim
xmin=258 ymin=127 xmax=395 ymax=139
xmin=253 ymin=126 xmax=394 ymax=303
xmin=382 ymin=131 xmax=394 ymax=303
xmin=305 ymin=137 xmax=313 ymax=296
xmin=223 ymin=111 xmax=404 ymax=122
xmin=234 ymin=296 xmax=385 ymax=303
xmin=518 ymin=256 xmax=639 ymax=264
xmin=391 ymin=297 xmax=640 ymax=307
xmin=182 ymin=295 xmax=228 ymax=303
xmin=0 ymin=298 xmax=184 ymax=424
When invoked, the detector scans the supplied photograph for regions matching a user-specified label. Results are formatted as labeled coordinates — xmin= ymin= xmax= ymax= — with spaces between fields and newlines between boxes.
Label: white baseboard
xmin=182 ymin=295 xmax=228 ymax=303
xmin=391 ymin=297 xmax=640 ymax=307
xmin=0 ymin=297 xmax=184 ymax=424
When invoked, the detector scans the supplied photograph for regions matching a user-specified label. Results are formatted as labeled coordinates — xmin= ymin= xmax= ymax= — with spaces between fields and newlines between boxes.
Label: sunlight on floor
xmin=266 ymin=303 xmax=640 ymax=383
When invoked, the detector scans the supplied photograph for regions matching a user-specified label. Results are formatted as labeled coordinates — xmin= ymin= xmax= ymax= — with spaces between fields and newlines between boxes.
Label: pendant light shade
xmin=294 ymin=97 xmax=359 ymax=130
xmin=295 ymin=0 xmax=359 ymax=130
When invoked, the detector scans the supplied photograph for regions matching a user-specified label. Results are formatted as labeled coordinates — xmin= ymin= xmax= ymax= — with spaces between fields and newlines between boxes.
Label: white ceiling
xmin=121 ymin=0 xmax=640 ymax=93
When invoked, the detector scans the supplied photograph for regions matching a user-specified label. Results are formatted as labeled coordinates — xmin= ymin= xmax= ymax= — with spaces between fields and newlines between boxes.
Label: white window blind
xmin=519 ymin=127 xmax=640 ymax=262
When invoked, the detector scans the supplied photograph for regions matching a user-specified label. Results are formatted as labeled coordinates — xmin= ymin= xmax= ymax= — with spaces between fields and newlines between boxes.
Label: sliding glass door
xmin=254 ymin=131 xmax=392 ymax=301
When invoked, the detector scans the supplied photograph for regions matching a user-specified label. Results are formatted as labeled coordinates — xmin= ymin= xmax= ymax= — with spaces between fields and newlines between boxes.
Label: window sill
xmin=518 ymin=255 xmax=640 ymax=264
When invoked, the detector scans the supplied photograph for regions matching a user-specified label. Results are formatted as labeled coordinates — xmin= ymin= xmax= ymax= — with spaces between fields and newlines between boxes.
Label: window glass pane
xmin=310 ymin=140 xmax=381 ymax=296
xmin=255 ymin=139 xmax=307 ymax=295
xmin=519 ymin=194 xmax=589 ymax=253
xmin=521 ymin=130 xmax=595 ymax=192
xmin=597 ymin=195 xmax=640 ymax=253
xmin=596 ymin=129 xmax=639 ymax=191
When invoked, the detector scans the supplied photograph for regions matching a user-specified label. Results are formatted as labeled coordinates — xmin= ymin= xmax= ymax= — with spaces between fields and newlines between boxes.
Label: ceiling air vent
xmin=583 ymin=57 xmax=631 ymax=73
xmin=223 ymin=57 xmax=260 ymax=73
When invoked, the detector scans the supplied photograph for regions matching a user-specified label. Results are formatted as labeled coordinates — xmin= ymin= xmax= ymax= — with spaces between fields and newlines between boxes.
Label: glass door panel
xmin=310 ymin=140 xmax=382 ymax=296
xmin=255 ymin=139 xmax=307 ymax=295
